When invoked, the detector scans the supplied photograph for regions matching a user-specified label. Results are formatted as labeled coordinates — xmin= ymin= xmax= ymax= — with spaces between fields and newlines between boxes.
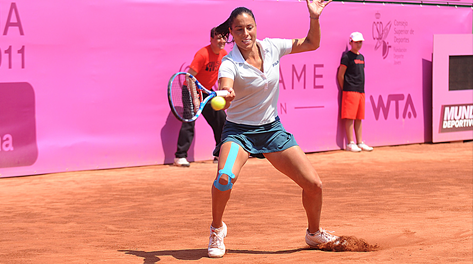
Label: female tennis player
xmin=207 ymin=0 xmax=337 ymax=258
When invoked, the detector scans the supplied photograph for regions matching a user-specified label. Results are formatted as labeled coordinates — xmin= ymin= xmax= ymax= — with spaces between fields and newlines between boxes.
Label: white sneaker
xmin=173 ymin=157 xmax=190 ymax=167
xmin=305 ymin=229 xmax=339 ymax=247
xmin=208 ymin=222 xmax=227 ymax=258
xmin=358 ymin=142 xmax=373 ymax=151
xmin=346 ymin=142 xmax=361 ymax=152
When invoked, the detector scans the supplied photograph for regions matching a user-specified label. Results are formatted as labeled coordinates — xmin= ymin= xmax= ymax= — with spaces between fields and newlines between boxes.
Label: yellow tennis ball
xmin=211 ymin=96 xmax=226 ymax=111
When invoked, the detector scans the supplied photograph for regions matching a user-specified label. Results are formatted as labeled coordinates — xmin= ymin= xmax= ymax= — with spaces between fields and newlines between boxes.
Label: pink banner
xmin=0 ymin=0 xmax=471 ymax=177
xmin=432 ymin=34 xmax=473 ymax=143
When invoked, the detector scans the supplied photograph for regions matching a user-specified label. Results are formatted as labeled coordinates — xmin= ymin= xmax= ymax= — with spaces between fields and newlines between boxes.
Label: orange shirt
xmin=189 ymin=45 xmax=227 ymax=90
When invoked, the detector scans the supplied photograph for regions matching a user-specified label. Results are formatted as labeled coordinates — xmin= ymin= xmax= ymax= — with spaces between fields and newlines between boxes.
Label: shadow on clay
xmin=118 ymin=248 xmax=306 ymax=263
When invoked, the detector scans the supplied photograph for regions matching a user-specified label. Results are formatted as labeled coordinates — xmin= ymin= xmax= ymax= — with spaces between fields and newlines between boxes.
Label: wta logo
xmin=439 ymin=104 xmax=473 ymax=133
xmin=370 ymin=94 xmax=417 ymax=120
xmin=0 ymin=82 xmax=38 ymax=168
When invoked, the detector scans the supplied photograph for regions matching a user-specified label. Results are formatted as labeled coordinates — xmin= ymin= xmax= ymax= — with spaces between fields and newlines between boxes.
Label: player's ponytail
xmin=216 ymin=19 xmax=231 ymax=42
xmin=216 ymin=7 xmax=256 ymax=44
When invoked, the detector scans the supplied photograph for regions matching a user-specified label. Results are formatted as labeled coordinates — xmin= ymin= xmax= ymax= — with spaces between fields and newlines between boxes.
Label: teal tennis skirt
xmin=213 ymin=117 xmax=298 ymax=159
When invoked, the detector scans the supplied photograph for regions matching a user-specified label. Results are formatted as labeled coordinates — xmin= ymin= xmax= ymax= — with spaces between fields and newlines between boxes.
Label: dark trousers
xmin=175 ymin=101 xmax=226 ymax=158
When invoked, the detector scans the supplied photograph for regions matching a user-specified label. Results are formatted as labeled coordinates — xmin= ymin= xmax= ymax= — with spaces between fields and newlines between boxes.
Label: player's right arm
xmin=218 ymin=77 xmax=235 ymax=110
xmin=337 ymin=64 xmax=347 ymax=90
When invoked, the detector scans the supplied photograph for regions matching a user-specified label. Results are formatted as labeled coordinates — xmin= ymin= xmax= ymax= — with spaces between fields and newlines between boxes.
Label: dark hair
xmin=210 ymin=27 xmax=217 ymax=38
xmin=216 ymin=7 xmax=255 ymax=43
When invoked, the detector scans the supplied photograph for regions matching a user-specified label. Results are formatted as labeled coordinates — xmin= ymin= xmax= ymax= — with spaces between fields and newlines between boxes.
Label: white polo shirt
xmin=218 ymin=38 xmax=292 ymax=125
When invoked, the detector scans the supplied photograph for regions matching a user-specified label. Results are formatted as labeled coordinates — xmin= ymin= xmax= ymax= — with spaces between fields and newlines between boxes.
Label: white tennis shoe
xmin=358 ymin=142 xmax=373 ymax=151
xmin=208 ymin=222 xmax=227 ymax=258
xmin=346 ymin=142 xmax=362 ymax=152
xmin=173 ymin=157 xmax=190 ymax=167
xmin=305 ymin=229 xmax=339 ymax=247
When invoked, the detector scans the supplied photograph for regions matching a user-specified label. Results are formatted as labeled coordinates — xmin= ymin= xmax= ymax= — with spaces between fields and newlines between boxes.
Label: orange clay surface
xmin=0 ymin=142 xmax=472 ymax=263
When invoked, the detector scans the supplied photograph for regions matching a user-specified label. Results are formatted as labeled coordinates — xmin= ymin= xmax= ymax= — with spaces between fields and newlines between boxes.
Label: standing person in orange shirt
xmin=174 ymin=28 xmax=228 ymax=167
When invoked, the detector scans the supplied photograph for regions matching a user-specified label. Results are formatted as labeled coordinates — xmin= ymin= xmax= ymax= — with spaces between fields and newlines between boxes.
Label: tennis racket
xmin=167 ymin=72 xmax=228 ymax=122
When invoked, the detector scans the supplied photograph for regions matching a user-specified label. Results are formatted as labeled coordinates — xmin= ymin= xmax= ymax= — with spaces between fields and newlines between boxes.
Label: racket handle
xmin=215 ymin=90 xmax=229 ymax=97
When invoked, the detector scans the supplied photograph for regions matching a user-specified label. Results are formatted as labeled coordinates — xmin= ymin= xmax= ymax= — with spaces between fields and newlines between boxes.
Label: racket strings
xmin=171 ymin=73 xmax=202 ymax=120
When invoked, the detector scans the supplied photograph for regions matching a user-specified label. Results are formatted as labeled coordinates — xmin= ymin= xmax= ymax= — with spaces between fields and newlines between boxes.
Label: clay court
xmin=1 ymin=142 xmax=472 ymax=263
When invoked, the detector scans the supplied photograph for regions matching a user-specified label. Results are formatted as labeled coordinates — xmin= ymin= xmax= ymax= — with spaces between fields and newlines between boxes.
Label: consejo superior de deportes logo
xmin=372 ymin=12 xmax=392 ymax=59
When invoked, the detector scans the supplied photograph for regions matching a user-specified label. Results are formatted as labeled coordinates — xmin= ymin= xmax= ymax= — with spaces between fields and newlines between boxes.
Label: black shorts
xmin=213 ymin=117 xmax=298 ymax=159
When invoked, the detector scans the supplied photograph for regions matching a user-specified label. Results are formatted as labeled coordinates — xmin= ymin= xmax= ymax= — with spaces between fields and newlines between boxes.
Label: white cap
xmin=350 ymin=32 xmax=364 ymax=42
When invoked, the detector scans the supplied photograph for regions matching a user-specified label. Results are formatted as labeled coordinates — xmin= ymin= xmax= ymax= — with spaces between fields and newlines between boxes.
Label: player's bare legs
xmin=211 ymin=142 xmax=249 ymax=228
xmin=264 ymin=146 xmax=323 ymax=233
xmin=208 ymin=142 xmax=248 ymax=258
xmin=265 ymin=146 xmax=338 ymax=246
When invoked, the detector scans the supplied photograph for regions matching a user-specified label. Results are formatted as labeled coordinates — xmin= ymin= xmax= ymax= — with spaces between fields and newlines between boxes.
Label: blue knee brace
xmin=214 ymin=142 xmax=239 ymax=192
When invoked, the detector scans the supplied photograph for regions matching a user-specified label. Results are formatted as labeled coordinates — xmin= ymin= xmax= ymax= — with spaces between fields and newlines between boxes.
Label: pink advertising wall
xmin=432 ymin=34 xmax=473 ymax=143
xmin=0 ymin=0 xmax=471 ymax=178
